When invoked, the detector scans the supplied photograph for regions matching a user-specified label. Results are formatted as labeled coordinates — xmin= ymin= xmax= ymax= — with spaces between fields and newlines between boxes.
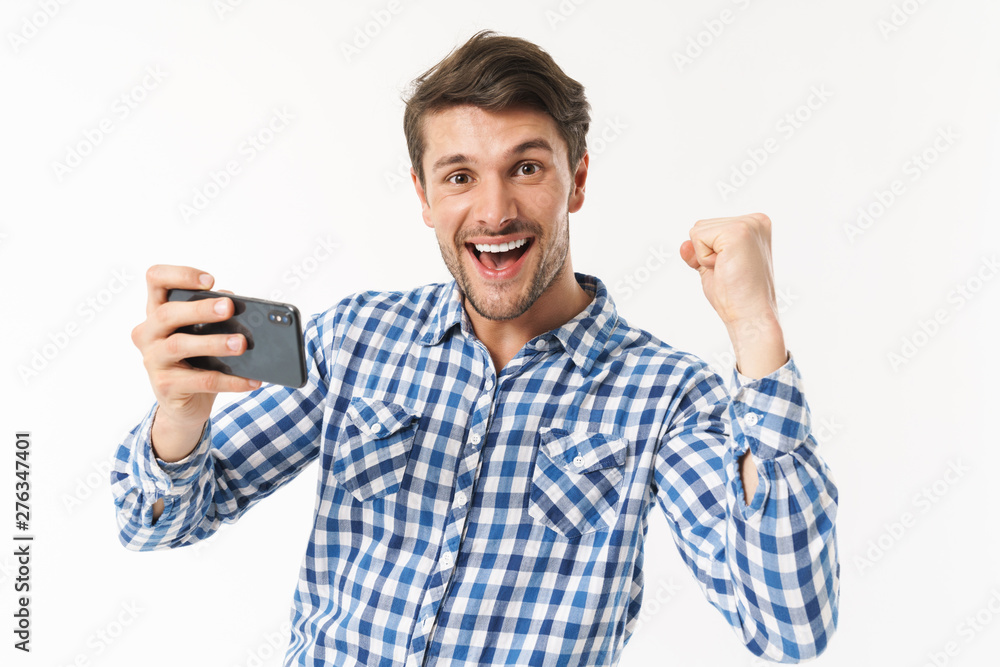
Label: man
xmin=113 ymin=30 xmax=838 ymax=666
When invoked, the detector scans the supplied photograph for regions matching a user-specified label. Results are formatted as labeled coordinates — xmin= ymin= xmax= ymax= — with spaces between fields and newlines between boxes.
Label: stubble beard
xmin=438 ymin=215 xmax=571 ymax=322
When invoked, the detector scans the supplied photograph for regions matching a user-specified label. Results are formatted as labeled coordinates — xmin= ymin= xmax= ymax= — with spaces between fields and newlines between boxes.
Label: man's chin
xmin=462 ymin=283 xmax=533 ymax=322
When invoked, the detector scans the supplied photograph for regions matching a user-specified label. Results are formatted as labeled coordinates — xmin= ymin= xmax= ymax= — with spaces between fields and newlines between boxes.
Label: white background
xmin=2 ymin=1 xmax=998 ymax=665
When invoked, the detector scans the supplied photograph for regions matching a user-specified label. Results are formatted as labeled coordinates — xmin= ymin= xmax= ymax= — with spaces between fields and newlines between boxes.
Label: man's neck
xmin=464 ymin=267 xmax=593 ymax=373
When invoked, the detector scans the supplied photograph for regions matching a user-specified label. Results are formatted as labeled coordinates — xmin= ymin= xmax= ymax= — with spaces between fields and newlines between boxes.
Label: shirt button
xmin=370 ymin=423 xmax=382 ymax=433
xmin=534 ymin=339 xmax=548 ymax=350
xmin=441 ymin=552 xmax=453 ymax=569
xmin=743 ymin=412 xmax=759 ymax=426
xmin=455 ymin=491 xmax=468 ymax=507
xmin=469 ymin=432 xmax=481 ymax=445
xmin=573 ymin=455 xmax=585 ymax=468
xmin=422 ymin=617 xmax=432 ymax=633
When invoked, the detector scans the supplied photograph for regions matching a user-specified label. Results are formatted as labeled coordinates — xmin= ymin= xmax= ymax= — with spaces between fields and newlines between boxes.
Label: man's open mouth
xmin=468 ymin=237 xmax=533 ymax=272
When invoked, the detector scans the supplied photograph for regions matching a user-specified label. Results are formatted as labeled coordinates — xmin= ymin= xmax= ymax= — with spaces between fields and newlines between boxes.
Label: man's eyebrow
xmin=431 ymin=153 xmax=471 ymax=174
xmin=430 ymin=138 xmax=554 ymax=174
xmin=507 ymin=138 xmax=553 ymax=158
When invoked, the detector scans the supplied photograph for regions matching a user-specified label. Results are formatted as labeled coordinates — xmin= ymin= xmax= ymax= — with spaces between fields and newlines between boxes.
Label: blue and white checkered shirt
xmin=111 ymin=273 xmax=839 ymax=666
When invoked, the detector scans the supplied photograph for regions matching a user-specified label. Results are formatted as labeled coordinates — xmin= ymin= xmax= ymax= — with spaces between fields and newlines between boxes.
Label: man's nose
xmin=472 ymin=176 xmax=518 ymax=229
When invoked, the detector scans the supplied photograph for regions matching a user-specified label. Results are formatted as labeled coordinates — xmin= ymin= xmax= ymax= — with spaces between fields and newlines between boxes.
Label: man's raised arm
xmin=655 ymin=213 xmax=840 ymax=659
xmin=110 ymin=265 xmax=330 ymax=549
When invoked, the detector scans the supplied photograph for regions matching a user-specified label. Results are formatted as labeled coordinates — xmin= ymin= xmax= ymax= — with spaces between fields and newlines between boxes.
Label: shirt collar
xmin=417 ymin=280 xmax=468 ymax=347
xmin=417 ymin=273 xmax=620 ymax=375
xmin=548 ymin=273 xmax=620 ymax=373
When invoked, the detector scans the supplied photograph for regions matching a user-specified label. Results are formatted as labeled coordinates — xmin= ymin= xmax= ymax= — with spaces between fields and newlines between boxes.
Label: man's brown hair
xmin=403 ymin=30 xmax=591 ymax=190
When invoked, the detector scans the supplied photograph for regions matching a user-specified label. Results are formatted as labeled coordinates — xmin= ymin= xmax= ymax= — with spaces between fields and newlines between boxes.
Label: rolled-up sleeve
xmin=653 ymin=352 xmax=839 ymax=662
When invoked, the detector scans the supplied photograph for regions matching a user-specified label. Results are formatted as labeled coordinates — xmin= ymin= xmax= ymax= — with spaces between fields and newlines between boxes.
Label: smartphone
xmin=166 ymin=289 xmax=307 ymax=388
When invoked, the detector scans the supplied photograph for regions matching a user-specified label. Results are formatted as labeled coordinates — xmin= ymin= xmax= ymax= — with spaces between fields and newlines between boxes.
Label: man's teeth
xmin=474 ymin=238 xmax=529 ymax=253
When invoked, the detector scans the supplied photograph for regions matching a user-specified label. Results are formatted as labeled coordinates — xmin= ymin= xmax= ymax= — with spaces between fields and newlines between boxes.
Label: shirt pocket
xmin=528 ymin=427 xmax=629 ymax=539
xmin=332 ymin=396 xmax=421 ymax=503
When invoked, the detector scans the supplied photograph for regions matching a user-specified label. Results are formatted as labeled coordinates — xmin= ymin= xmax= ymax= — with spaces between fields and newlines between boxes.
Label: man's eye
xmin=518 ymin=163 xmax=539 ymax=176
xmin=448 ymin=173 xmax=470 ymax=185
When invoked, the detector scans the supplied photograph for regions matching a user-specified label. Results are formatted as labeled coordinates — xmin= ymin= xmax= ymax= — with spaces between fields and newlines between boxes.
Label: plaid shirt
xmin=111 ymin=273 xmax=839 ymax=666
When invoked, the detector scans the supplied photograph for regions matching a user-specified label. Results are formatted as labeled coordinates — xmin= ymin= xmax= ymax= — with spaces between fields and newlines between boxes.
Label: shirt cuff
xmin=727 ymin=351 xmax=811 ymax=461
xmin=131 ymin=404 xmax=212 ymax=525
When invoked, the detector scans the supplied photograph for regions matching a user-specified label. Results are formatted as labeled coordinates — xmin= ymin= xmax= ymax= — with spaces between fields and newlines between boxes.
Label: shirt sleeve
xmin=652 ymin=351 xmax=839 ymax=662
xmin=110 ymin=311 xmax=332 ymax=551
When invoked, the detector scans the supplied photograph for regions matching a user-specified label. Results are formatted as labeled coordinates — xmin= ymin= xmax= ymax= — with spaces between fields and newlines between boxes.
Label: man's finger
xmin=146 ymin=297 xmax=234 ymax=340
xmin=160 ymin=368 xmax=261 ymax=395
xmin=157 ymin=332 xmax=247 ymax=366
xmin=678 ymin=241 xmax=700 ymax=270
xmin=691 ymin=234 xmax=718 ymax=268
xmin=145 ymin=265 xmax=215 ymax=317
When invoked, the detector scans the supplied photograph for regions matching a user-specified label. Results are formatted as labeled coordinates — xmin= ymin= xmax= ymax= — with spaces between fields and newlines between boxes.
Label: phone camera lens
xmin=268 ymin=310 xmax=291 ymax=326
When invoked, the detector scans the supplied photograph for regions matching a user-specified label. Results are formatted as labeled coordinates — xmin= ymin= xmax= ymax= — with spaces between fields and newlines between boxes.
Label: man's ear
xmin=568 ymin=152 xmax=589 ymax=214
xmin=411 ymin=167 xmax=433 ymax=228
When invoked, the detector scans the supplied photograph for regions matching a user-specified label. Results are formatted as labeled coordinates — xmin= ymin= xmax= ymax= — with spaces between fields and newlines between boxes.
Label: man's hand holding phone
xmin=130 ymin=265 xmax=259 ymax=465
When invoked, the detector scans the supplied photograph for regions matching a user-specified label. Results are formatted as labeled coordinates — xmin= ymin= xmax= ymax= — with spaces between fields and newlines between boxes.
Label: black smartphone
xmin=166 ymin=289 xmax=307 ymax=388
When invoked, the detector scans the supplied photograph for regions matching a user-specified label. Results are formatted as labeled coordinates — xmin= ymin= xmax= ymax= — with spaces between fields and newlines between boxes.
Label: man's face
xmin=412 ymin=105 xmax=587 ymax=321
